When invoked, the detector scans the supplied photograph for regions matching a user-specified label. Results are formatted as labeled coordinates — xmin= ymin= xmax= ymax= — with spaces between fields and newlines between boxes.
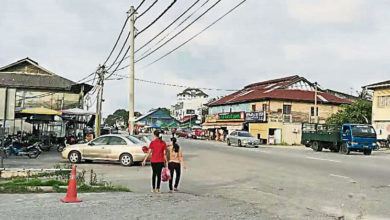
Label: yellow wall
xmin=372 ymin=88 xmax=390 ymax=121
xmin=248 ymin=100 xmax=345 ymax=144
xmin=371 ymin=87 xmax=390 ymax=139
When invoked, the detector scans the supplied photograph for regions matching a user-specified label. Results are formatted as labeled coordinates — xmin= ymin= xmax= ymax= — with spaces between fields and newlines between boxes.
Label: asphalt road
xmin=2 ymin=137 xmax=390 ymax=219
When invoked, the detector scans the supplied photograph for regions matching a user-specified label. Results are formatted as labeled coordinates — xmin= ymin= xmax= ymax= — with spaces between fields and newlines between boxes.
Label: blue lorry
xmin=302 ymin=123 xmax=378 ymax=155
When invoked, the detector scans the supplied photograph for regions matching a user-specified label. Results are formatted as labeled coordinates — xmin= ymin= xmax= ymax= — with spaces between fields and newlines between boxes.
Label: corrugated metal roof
xmin=207 ymin=75 xmax=352 ymax=106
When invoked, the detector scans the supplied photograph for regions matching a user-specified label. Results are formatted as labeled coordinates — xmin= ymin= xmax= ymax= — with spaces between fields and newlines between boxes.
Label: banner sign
xmin=245 ymin=111 xmax=266 ymax=122
xmin=206 ymin=115 xmax=217 ymax=123
xmin=216 ymin=112 xmax=245 ymax=121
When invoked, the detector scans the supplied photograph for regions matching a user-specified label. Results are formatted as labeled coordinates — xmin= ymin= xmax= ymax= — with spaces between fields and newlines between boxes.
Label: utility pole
xmin=128 ymin=6 xmax=136 ymax=135
xmin=314 ymin=82 xmax=318 ymax=123
xmin=95 ymin=65 xmax=105 ymax=137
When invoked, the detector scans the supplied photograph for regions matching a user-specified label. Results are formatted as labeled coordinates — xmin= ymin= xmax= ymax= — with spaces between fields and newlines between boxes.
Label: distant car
xmin=226 ymin=131 xmax=260 ymax=148
xmin=134 ymin=134 xmax=154 ymax=145
xmin=61 ymin=134 xmax=148 ymax=166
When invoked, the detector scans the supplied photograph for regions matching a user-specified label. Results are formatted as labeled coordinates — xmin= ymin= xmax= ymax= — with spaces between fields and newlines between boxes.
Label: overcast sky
xmin=1 ymin=0 xmax=389 ymax=116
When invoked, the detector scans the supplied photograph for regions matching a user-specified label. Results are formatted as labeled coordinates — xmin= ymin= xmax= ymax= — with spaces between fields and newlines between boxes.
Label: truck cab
xmin=340 ymin=124 xmax=378 ymax=155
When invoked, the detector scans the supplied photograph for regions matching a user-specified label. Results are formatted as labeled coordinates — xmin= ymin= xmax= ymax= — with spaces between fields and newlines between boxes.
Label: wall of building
xmin=281 ymin=123 xmax=302 ymax=145
xmin=0 ymin=87 xmax=16 ymax=120
xmin=15 ymin=89 xmax=80 ymax=110
xmin=260 ymin=100 xmax=343 ymax=123
xmin=372 ymin=87 xmax=390 ymax=139
xmin=208 ymin=103 xmax=250 ymax=115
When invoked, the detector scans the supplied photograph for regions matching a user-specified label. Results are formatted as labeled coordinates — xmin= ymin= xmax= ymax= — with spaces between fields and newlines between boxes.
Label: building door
xmin=274 ymin=129 xmax=282 ymax=144
xmin=268 ymin=128 xmax=281 ymax=144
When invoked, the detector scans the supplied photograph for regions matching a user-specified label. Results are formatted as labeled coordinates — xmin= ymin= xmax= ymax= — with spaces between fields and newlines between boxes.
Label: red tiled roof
xmin=207 ymin=75 xmax=352 ymax=106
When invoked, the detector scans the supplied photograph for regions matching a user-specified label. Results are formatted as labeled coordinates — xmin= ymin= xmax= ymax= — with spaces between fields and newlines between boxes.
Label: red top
xmin=149 ymin=139 xmax=167 ymax=163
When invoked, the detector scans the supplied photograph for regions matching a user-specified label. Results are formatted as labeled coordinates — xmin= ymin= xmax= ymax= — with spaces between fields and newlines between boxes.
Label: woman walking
xmin=142 ymin=130 xmax=167 ymax=193
xmin=167 ymin=137 xmax=186 ymax=193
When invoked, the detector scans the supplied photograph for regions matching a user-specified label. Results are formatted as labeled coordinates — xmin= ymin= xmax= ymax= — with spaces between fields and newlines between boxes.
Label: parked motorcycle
xmin=4 ymin=142 xmax=43 ymax=158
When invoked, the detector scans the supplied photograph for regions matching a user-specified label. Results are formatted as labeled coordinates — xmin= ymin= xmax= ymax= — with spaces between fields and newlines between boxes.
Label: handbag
xmin=161 ymin=167 xmax=171 ymax=182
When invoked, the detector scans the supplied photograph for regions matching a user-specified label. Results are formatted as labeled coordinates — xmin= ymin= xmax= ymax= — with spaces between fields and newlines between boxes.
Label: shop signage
xmin=216 ymin=112 xmax=245 ymax=121
xmin=206 ymin=114 xmax=217 ymax=123
xmin=245 ymin=111 xmax=266 ymax=122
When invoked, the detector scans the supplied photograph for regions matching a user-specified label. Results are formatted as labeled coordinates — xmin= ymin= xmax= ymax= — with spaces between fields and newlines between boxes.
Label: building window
xmin=251 ymin=104 xmax=256 ymax=112
xmin=311 ymin=107 xmax=319 ymax=116
xmin=262 ymin=104 xmax=267 ymax=112
xmin=378 ymin=96 xmax=390 ymax=107
xmin=282 ymin=104 xmax=291 ymax=115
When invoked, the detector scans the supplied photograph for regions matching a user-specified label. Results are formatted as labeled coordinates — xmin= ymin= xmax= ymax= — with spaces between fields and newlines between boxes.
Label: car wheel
xmin=238 ymin=140 xmax=242 ymax=147
xmin=363 ymin=149 xmax=372 ymax=155
xmin=339 ymin=143 xmax=350 ymax=155
xmin=227 ymin=139 xmax=231 ymax=146
xmin=120 ymin=153 xmax=133 ymax=167
xmin=311 ymin=141 xmax=322 ymax=152
xmin=68 ymin=151 xmax=81 ymax=163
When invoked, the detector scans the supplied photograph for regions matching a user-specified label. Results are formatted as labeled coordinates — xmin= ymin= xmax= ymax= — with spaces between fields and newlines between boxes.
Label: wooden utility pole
xmin=128 ymin=6 xmax=136 ymax=135
xmin=95 ymin=66 xmax=105 ymax=137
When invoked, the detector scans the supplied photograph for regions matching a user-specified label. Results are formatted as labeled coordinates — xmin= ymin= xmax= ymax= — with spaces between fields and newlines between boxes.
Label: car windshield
xmin=126 ymin=136 xmax=143 ymax=144
xmin=351 ymin=125 xmax=376 ymax=138
xmin=145 ymin=135 xmax=154 ymax=141
xmin=238 ymin=132 xmax=253 ymax=137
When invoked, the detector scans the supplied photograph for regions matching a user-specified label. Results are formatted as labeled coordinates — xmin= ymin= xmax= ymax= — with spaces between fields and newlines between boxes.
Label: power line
xmin=135 ymin=0 xmax=177 ymax=37
xmin=102 ymin=16 xmax=129 ymax=66
xmin=111 ymin=73 xmax=238 ymax=91
xmin=135 ymin=0 xmax=146 ymax=11
xmin=135 ymin=0 xmax=159 ymax=21
xmin=101 ymin=0 xmax=146 ymax=66
xmin=105 ymin=44 xmax=131 ymax=79
xmin=135 ymin=0 xmax=201 ymax=54
xmin=135 ymin=0 xmax=222 ymax=63
xmin=106 ymin=32 xmax=130 ymax=71
xmin=143 ymin=0 xmax=247 ymax=68
xmin=107 ymin=0 xmax=206 ymax=68
xmin=138 ymin=0 xmax=210 ymax=58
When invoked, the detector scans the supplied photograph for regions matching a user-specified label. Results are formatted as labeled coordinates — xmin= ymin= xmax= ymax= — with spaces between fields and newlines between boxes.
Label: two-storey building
xmin=204 ymin=75 xmax=352 ymax=145
xmin=364 ymin=80 xmax=390 ymax=140
xmin=171 ymin=88 xmax=208 ymax=123
xmin=0 ymin=57 xmax=92 ymax=134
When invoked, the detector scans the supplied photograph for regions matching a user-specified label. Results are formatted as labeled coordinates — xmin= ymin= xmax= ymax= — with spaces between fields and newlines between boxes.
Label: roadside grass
xmin=0 ymin=178 xmax=130 ymax=193
xmin=0 ymin=163 xmax=130 ymax=194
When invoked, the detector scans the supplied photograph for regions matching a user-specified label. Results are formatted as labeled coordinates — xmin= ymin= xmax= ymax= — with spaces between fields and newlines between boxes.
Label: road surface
xmin=2 ymin=137 xmax=390 ymax=219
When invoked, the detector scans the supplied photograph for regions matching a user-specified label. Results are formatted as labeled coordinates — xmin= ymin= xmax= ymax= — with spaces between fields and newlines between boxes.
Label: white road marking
xmin=329 ymin=174 xmax=357 ymax=183
xmin=329 ymin=174 xmax=351 ymax=179
xmin=305 ymin=157 xmax=341 ymax=163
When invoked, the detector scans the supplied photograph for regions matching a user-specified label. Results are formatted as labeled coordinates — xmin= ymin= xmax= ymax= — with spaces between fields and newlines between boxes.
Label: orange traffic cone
xmin=60 ymin=165 xmax=82 ymax=203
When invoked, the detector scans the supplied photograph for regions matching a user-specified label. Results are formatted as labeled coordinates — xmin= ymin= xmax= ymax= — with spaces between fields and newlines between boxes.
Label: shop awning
xmin=202 ymin=122 xmax=244 ymax=130
xmin=61 ymin=108 xmax=95 ymax=116
xmin=18 ymin=107 xmax=62 ymax=115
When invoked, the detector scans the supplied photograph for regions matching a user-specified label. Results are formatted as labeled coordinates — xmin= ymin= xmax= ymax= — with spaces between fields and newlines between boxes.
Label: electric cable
xmin=143 ymin=0 xmax=247 ymax=68
xmin=135 ymin=0 xmax=222 ymax=63
xmin=135 ymin=0 xmax=177 ymax=37
xmin=135 ymin=0 xmax=159 ymax=21
xmin=135 ymin=0 xmax=201 ymax=54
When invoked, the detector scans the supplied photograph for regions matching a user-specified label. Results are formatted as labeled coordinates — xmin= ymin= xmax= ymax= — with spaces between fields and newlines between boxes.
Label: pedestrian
xmin=167 ymin=137 xmax=186 ymax=193
xmin=142 ymin=130 xmax=168 ymax=194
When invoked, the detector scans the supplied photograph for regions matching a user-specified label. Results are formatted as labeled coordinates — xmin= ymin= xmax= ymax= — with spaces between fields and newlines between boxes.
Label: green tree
xmin=326 ymin=100 xmax=372 ymax=126
xmin=104 ymin=109 xmax=142 ymax=128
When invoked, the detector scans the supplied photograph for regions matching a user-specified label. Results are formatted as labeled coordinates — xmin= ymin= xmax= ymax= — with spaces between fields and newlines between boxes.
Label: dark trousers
xmin=151 ymin=162 xmax=164 ymax=189
xmin=168 ymin=162 xmax=181 ymax=190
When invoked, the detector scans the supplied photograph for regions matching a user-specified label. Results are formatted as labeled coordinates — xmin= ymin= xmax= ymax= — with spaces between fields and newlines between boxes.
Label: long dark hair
xmin=154 ymin=130 xmax=162 ymax=142
xmin=171 ymin=137 xmax=180 ymax=153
